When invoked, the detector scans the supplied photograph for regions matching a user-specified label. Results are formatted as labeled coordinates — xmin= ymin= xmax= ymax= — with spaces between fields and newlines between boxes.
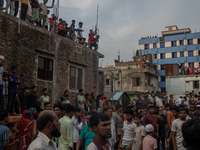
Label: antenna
xmin=96 ymin=4 xmax=99 ymax=35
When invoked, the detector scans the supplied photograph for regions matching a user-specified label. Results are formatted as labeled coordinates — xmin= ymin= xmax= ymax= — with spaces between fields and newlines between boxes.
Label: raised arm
xmin=47 ymin=0 xmax=55 ymax=8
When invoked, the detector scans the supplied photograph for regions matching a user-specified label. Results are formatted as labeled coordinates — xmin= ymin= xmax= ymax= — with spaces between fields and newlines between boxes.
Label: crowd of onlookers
xmin=1 ymin=55 xmax=200 ymax=150
xmin=179 ymin=65 xmax=200 ymax=75
xmin=0 ymin=0 xmax=100 ymax=50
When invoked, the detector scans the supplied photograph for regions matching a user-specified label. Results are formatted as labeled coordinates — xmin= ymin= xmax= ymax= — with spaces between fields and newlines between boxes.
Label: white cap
xmin=0 ymin=56 xmax=4 ymax=59
xmin=145 ymin=90 xmax=149 ymax=93
xmin=145 ymin=124 xmax=154 ymax=132
xmin=185 ymin=91 xmax=189 ymax=94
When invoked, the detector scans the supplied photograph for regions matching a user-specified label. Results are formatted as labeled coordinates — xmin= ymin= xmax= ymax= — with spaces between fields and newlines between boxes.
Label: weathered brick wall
xmin=0 ymin=11 xmax=104 ymax=106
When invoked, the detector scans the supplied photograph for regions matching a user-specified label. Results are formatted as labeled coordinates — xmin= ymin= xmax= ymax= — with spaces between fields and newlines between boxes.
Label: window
xmin=160 ymin=53 xmax=165 ymax=59
xmin=132 ymin=78 xmax=139 ymax=86
xmin=160 ymin=76 xmax=166 ymax=82
xmin=193 ymin=81 xmax=199 ymax=89
xmin=188 ymin=62 xmax=194 ymax=68
xmin=161 ymin=65 xmax=165 ymax=70
xmin=180 ymin=40 xmax=184 ymax=45
xmin=171 ymin=41 xmax=176 ymax=47
xmin=198 ymin=39 xmax=200 ymax=44
xmin=181 ymin=63 xmax=185 ymax=67
xmin=69 ymin=66 xmax=83 ymax=90
xmin=188 ymin=51 xmax=193 ymax=57
xmin=188 ymin=39 xmax=193 ymax=45
xmin=153 ymin=54 xmax=157 ymax=59
xmin=160 ymin=42 xmax=165 ymax=48
xmin=145 ymin=44 xmax=149 ymax=49
xmin=180 ymin=52 xmax=184 ymax=57
xmin=172 ymin=52 xmax=177 ymax=58
xmin=37 ymin=56 xmax=53 ymax=81
xmin=106 ymin=79 xmax=110 ymax=85
xmin=153 ymin=43 xmax=157 ymax=48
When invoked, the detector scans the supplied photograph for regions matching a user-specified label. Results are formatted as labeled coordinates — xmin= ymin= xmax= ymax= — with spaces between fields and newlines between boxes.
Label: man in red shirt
xmin=88 ymin=29 xmax=97 ymax=48
xmin=58 ymin=21 xmax=66 ymax=36
xmin=90 ymin=35 xmax=100 ymax=50
xmin=48 ymin=14 xmax=55 ymax=31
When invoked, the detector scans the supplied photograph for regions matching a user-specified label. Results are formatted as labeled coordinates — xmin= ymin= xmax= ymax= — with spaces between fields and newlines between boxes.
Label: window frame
xmin=160 ymin=53 xmax=165 ymax=59
xmin=144 ymin=44 xmax=149 ymax=49
xmin=188 ymin=39 xmax=193 ymax=45
xmin=153 ymin=54 xmax=157 ymax=59
xmin=171 ymin=41 xmax=176 ymax=47
xmin=160 ymin=76 xmax=166 ymax=82
xmin=37 ymin=56 xmax=53 ymax=81
xmin=106 ymin=79 xmax=110 ymax=85
xmin=188 ymin=62 xmax=194 ymax=68
xmin=160 ymin=42 xmax=165 ymax=48
xmin=160 ymin=65 xmax=165 ymax=70
xmin=188 ymin=51 xmax=193 ymax=57
xmin=172 ymin=52 xmax=177 ymax=58
xmin=180 ymin=40 xmax=184 ymax=45
xmin=153 ymin=43 xmax=157 ymax=48
xmin=69 ymin=65 xmax=84 ymax=91
xmin=132 ymin=78 xmax=140 ymax=87
xmin=180 ymin=51 xmax=184 ymax=57
xmin=181 ymin=63 xmax=185 ymax=68
xmin=193 ymin=81 xmax=199 ymax=89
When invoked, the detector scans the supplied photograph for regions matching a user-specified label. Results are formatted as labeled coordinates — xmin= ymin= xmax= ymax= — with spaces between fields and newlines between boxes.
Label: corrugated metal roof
xmin=111 ymin=92 xmax=124 ymax=100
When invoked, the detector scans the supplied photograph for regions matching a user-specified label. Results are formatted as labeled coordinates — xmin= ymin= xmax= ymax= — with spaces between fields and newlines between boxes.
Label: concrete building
xmin=0 ymin=11 xmax=104 ymax=106
xmin=138 ymin=25 xmax=200 ymax=92
xmin=166 ymin=75 xmax=200 ymax=100
xmin=99 ymin=54 xmax=158 ymax=99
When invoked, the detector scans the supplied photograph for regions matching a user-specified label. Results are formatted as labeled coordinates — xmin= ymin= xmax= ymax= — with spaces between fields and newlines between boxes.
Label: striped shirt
xmin=0 ymin=124 xmax=10 ymax=150
xmin=2 ymin=81 xmax=8 ymax=95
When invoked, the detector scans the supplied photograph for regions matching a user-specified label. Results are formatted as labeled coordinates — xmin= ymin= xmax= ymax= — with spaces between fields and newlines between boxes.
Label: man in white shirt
xmin=76 ymin=22 xmax=84 ymax=43
xmin=77 ymin=89 xmax=86 ymax=110
xmin=156 ymin=93 xmax=163 ymax=108
xmin=71 ymin=108 xmax=83 ymax=150
xmin=28 ymin=110 xmax=61 ymax=150
xmin=175 ymin=95 xmax=183 ymax=106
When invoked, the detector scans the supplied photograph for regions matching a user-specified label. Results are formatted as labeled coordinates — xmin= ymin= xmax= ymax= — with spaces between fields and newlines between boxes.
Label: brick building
xmin=0 ymin=11 xmax=104 ymax=106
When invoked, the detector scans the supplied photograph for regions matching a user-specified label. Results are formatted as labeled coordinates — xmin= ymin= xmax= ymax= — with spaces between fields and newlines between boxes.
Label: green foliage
xmin=136 ymin=50 xmax=139 ymax=56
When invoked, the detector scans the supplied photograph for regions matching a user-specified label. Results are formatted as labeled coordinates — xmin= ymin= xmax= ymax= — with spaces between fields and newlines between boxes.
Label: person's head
xmin=59 ymin=18 xmax=62 ymax=22
xmin=3 ymin=73 xmax=8 ymax=81
xmin=0 ymin=110 xmax=9 ymax=123
xmin=151 ymin=92 xmax=155 ymax=97
xmin=43 ymin=88 xmax=48 ymax=95
xmin=182 ymin=118 xmax=200 ymax=150
xmin=53 ymin=104 xmax=63 ymax=118
xmin=6 ymin=122 xmax=16 ymax=132
xmin=37 ymin=110 xmax=61 ymax=138
xmin=29 ymin=107 xmax=38 ymax=120
xmin=179 ymin=107 xmax=187 ymax=120
xmin=72 ymin=19 xmax=75 ymax=24
xmin=96 ymin=35 xmax=100 ymax=40
xmin=64 ymin=90 xmax=69 ymax=96
xmin=31 ymin=86 xmax=37 ymax=93
xmin=104 ymin=107 xmax=113 ymax=119
xmin=79 ymin=22 xmax=83 ymax=27
xmin=115 ymin=104 xmax=122 ymax=112
xmin=125 ymin=109 xmax=134 ymax=122
xmin=185 ymin=91 xmax=189 ymax=97
xmin=86 ymin=111 xmax=95 ymax=125
xmin=97 ymin=95 xmax=101 ymax=100
xmin=74 ymin=107 xmax=81 ymax=118
xmin=23 ymin=110 xmax=30 ymax=119
xmin=171 ymin=105 xmax=179 ymax=118
xmin=83 ymin=38 xmax=86 ymax=42
xmin=47 ymin=10 xmax=50 ymax=15
xmin=79 ymin=89 xmax=83 ymax=95
xmin=65 ymin=23 xmax=68 ymax=27
xmin=165 ymin=103 xmax=170 ymax=111
xmin=185 ymin=108 xmax=189 ymax=116
xmin=85 ymin=93 xmax=89 ymax=99
xmin=170 ymin=94 xmax=173 ymax=99
xmin=51 ymin=14 xmax=55 ymax=18
xmin=44 ymin=102 xmax=51 ymax=110
xmin=134 ymin=113 xmax=142 ymax=125
xmin=65 ymin=104 xmax=75 ymax=118
xmin=0 ymin=56 xmax=4 ymax=66
xmin=11 ymin=66 xmax=17 ymax=74
xmin=145 ymin=124 xmax=154 ymax=135
xmin=91 ymin=92 xmax=95 ymax=98
xmin=23 ymin=87 xmax=30 ymax=94
xmin=107 ymin=100 xmax=112 ymax=107
xmin=90 ymin=29 xmax=93 ymax=34
xmin=148 ymin=106 xmax=155 ymax=115
xmin=90 ymin=113 xmax=111 ymax=139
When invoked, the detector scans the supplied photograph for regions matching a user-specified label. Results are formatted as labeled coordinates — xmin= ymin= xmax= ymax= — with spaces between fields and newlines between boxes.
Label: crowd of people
xmin=1 ymin=55 xmax=200 ymax=150
xmin=0 ymin=0 xmax=100 ymax=50
xmin=179 ymin=65 xmax=200 ymax=75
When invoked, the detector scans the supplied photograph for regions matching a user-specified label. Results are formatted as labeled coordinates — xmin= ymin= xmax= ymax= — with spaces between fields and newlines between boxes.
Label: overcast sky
xmin=44 ymin=0 xmax=200 ymax=67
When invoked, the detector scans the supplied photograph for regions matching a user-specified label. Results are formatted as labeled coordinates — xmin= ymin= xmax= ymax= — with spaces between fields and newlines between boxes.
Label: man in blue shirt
xmin=75 ymin=111 xmax=95 ymax=150
xmin=0 ymin=110 xmax=10 ymax=150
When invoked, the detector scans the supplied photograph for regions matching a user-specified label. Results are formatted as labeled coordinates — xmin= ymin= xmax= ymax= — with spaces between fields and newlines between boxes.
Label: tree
xmin=136 ymin=50 xmax=139 ymax=56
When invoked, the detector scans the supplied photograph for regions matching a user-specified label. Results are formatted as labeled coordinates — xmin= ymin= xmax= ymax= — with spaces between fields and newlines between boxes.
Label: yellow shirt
xmin=21 ymin=0 xmax=28 ymax=5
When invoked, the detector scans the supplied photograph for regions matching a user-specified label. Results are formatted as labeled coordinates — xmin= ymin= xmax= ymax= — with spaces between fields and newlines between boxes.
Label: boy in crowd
xmin=49 ymin=14 xmax=55 ymax=31
xmin=88 ymin=29 xmax=97 ymax=48
xmin=77 ymin=89 xmax=85 ymax=110
xmin=119 ymin=109 xmax=136 ymax=150
xmin=76 ymin=111 xmax=95 ymax=150
xmin=20 ymin=0 xmax=28 ymax=20
xmin=80 ymin=38 xmax=87 ymax=46
xmin=143 ymin=124 xmax=157 ymax=150
xmin=58 ymin=21 xmax=67 ymax=36
xmin=0 ymin=110 xmax=10 ymax=150
xmin=132 ymin=113 xmax=146 ymax=150
xmin=90 ymin=35 xmax=100 ymax=50
xmin=76 ymin=22 xmax=83 ymax=43
xmin=182 ymin=118 xmax=200 ymax=150
xmin=58 ymin=104 xmax=75 ymax=150
xmin=39 ymin=0 xmax=55 ymax=28
xmin=44 ymin=102 xmax=51 ymax=110
xmin=8 ymin=66 xmax=21 ymax=115
xmin=38 ymin=88 xmax=49 ymax=109
xmin=72 ymin=108 xmax=83 ymax=150
xmin=1 ymin=73 xmax=8 ymax=110
xmin=19 ymin=87 xmax=30 ymax=113
xmin=6 ymin=122 xmax=19 ymax=150
xmin=27 ymin=86 xmax=37 ymax=109
xmin=58 ymin=90 xmax=70 ymax=105
xmin=69 ymin=20 xmax=75 ymax=39
xmin=171 ymin=107 xmax=187 ymax=150
xmin=53 ymin=103 xmax=63 ymax=119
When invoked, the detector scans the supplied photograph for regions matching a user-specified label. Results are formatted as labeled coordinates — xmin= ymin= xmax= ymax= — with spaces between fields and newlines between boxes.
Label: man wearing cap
xmin=0 ymin=56 xmax=4 ymax=102
xmin=143 ymin=124 xmax=157 ymax=150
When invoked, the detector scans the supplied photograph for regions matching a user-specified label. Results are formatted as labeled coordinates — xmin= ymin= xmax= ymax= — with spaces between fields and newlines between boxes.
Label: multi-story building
xmin=138 ymin=25 xmax=200 ymax=92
